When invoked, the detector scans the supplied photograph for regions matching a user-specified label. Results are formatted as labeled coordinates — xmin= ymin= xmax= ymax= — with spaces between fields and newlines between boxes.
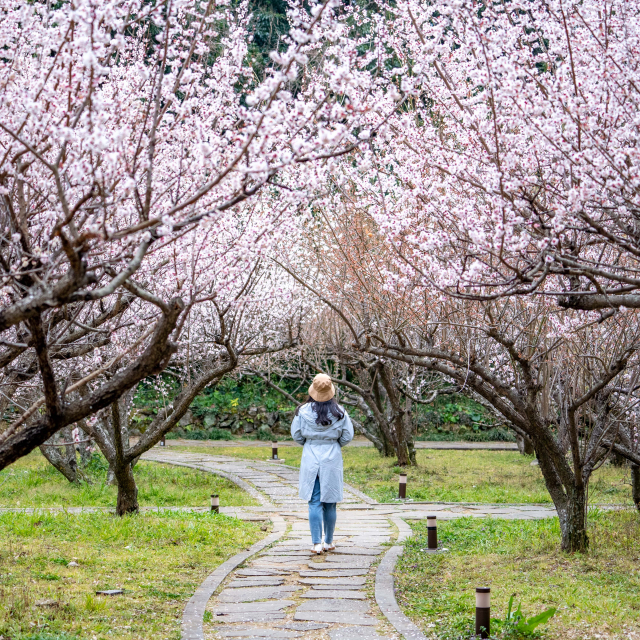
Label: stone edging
xmin=375 ymin=516 xmax=428 ymax=640
xmin=142 ymin=454 xmax=273 ymax=507
xmin=343 ymin=481 xmax=377 ymax=505
xmin=181 ymin=514 xmax=287 ymax=640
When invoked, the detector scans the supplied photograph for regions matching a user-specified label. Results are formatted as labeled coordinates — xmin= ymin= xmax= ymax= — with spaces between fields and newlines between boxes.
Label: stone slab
xmin=296 ymin=599 xmax=369 ymax=612
xmin=322 ymin=556 xmax=375 ymax=565
xmin=277 ymin=623 xmax=330 ymax=631
xmin=294 ymin=612 xmax=377 ymax=626
xmin=332 ymin=548 xmax=382 ymax=556
xmin=333 ymin=526 xmax=391 ymax=530
xmin=299 ymin=577 xmax=366 ymax=586
xmin=254 ymin=557 xmax=309 ymax=563
xmin=252 ymin=564 xmax=308 ymax=570
xmin=254 ymin=558 xmax=310 ymax=565
xmin=216 ymin=628 xmax=303 ymax=638
xmin=236 ymin=569 xmax=288 ymax=577
xmin=213 ymin=601 xmax=294 ymax=614
xmin=304 ymin=584 xmax=362 ymax=590
xmin=218 ymin=586 xmax=301 ymax=602
xmin=329 ymin=627 xmax=393 ymax=640
xmin=299 ymin=570 xmax=368 ymax=578
xmin=331 ymin=529 xmax=391 ymax=533
xmin=307 ymin=562 xmax=372 ymax=570
xmin=301 ymin=590 xmax=367 ymax=600
xmin=212 ymin=613 xmax=286 ymax=624
xmin=227 ymin=579 xmax=285 ymax=588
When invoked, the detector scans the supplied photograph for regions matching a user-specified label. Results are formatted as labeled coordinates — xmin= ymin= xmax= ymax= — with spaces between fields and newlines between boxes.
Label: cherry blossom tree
xmin=0 ymin=0 xmax=392 ymax=471
xmin=348 ymin=0 xmax=640 ymax=311
xmin=281 ymin=191 xmax=640 ymax=549
xmin=275 ymin=202 xmax=463 ymax=466
xmin=86 ymin=262 xmax=304 ymax=514
xmin=287 ymin=0 xmax=640 ymax=548
xmin=364 ymin=296 xmax=640 ymax=550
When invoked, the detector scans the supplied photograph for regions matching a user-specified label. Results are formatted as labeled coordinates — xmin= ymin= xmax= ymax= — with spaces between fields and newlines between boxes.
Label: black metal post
xmin=427 ymin=515 xmax=437 ymax=550
xmin=399 ymin=473 xmax=407 ymax=499
xmin=210 ymin=494 xmax=219 ymax=513
xmin=272 ymin=441 xmax=278 ymax=460
xmin=475 ymin=587 xmax=490 ymax=638
xmin=160 ymin=435 xmax=166 ymax=447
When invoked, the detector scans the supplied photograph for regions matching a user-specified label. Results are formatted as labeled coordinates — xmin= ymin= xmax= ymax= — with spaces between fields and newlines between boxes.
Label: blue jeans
xmin=308 ymin=475 xmax=337 ymax=544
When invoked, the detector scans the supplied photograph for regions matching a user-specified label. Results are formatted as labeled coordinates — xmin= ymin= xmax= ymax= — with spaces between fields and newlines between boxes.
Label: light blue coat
xmin=291 ymin=403 xmax=354 ymax=503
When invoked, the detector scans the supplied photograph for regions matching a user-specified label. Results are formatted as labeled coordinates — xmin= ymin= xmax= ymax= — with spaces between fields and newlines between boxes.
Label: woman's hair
xmin=295 ymin=396 xmax=345 ymax=426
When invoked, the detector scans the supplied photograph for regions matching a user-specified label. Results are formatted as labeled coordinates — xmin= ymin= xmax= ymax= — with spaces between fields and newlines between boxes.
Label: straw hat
xmin=308 ymin=373 xmax=335 ymax=402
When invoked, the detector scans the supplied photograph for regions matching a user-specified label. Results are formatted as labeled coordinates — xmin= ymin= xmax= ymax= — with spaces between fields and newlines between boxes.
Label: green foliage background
xmin=133 ymin=373 xmax=510 ymax=442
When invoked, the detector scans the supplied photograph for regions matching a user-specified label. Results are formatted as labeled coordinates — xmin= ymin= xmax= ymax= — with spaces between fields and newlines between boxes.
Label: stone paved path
xmin=204 ymin=512 xmax=397 ymax=640
xmin=141 ymin=449 xmax=559 ymax=640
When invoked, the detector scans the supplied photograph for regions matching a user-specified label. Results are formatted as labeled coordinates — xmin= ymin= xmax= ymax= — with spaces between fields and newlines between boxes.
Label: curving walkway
xmin=141 ymin=449 xmax=557 ymax=640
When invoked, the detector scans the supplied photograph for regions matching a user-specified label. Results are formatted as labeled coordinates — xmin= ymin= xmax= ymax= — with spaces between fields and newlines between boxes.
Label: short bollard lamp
xmin=398 ymin=473 xmax=407 ymax=499
xmin=160 ymin=435 xmax=166 ymax=447
xmin=427 ymin=515 xmax=438 ymax=551
xmin=210 ymin=494 xmax=220 ymax=514
xmin=272 ymin=441 xmax=278 ymax=460
xmin=475 ymin=587 xmax=491 ymax=638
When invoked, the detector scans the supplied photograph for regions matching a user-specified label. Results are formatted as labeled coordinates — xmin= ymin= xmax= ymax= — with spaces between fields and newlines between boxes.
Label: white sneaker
xmin=312 ymin=543 xmax=323 ymax=555
xmin=323 ymin=542 xmax=335 ymax=552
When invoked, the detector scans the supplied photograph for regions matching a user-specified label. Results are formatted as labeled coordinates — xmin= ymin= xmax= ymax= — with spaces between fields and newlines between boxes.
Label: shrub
xmin=176 ymin=427 xmax=234 ymax=441
xmin=254 ymin=426 xmax=274 ymax=441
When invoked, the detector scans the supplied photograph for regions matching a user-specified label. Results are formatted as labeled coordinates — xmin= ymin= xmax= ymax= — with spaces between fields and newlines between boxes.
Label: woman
xmin=291 ymin=373 xmax=354 ymax=554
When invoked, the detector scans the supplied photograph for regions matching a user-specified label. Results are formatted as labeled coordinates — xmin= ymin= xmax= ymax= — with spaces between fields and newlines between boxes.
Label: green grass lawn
xmin=0 ymin=510 xmax=262 ymax=640
xmin=185 ymin=445 xmax=634 ymax=505
xmin=396 ymin=510 xmax=640 ymax=639
xmin=0 ymin=452 xmax=258 ymax=508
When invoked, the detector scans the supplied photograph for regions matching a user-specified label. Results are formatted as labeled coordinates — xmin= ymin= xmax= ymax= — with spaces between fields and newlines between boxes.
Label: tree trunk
xmin=377 ymin=363 xmax=414 ymax=467
xmin=408 ymin=439 xmax=417 ymax=466
xmin=391 ymin=412 xmax=412 ymax=466
xmin=394 ymin=437 xmax=411 ymax=466
xmin=557 ymin=487 xmax=589 ymax=552
xmin=516 ymin=434 xmax=535 ymax=455
xmin=632 ymin=465 xmax=640 ymax=513
xmin=354 ymin=415 xmax=391 ymax=457
xmin=111 ymin=399 xmax=138 ymax=515
xmin=404 ymin=397 xmax=417 ymax=466
xmin=382 ymin=433 xmax=395 ymax=457
xmin=535 ymin=440 xmax=589 ymax=552
xmin=114 ymin=461 xmax=139 ymax=515
xmin=39 ymin=427 xmax=78 ymax=483
xmin=357 ymin=405 xmax=399 ymax=459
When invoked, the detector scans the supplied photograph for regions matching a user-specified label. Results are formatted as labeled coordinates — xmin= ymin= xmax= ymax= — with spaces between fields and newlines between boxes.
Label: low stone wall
xmin=133 ymin=406 xmax=297 ymax=440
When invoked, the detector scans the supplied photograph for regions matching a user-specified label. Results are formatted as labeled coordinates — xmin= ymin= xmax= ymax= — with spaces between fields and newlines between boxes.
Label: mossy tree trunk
xmin=557 ymin=487 xmax=589 ymax=552
xmin=516 ymin=434 xmax=535 ymax=456
xmin=113 ymin=458 xmax=139 ymax=516
xmin=110 ymin=399 xmax=139 ymax=515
